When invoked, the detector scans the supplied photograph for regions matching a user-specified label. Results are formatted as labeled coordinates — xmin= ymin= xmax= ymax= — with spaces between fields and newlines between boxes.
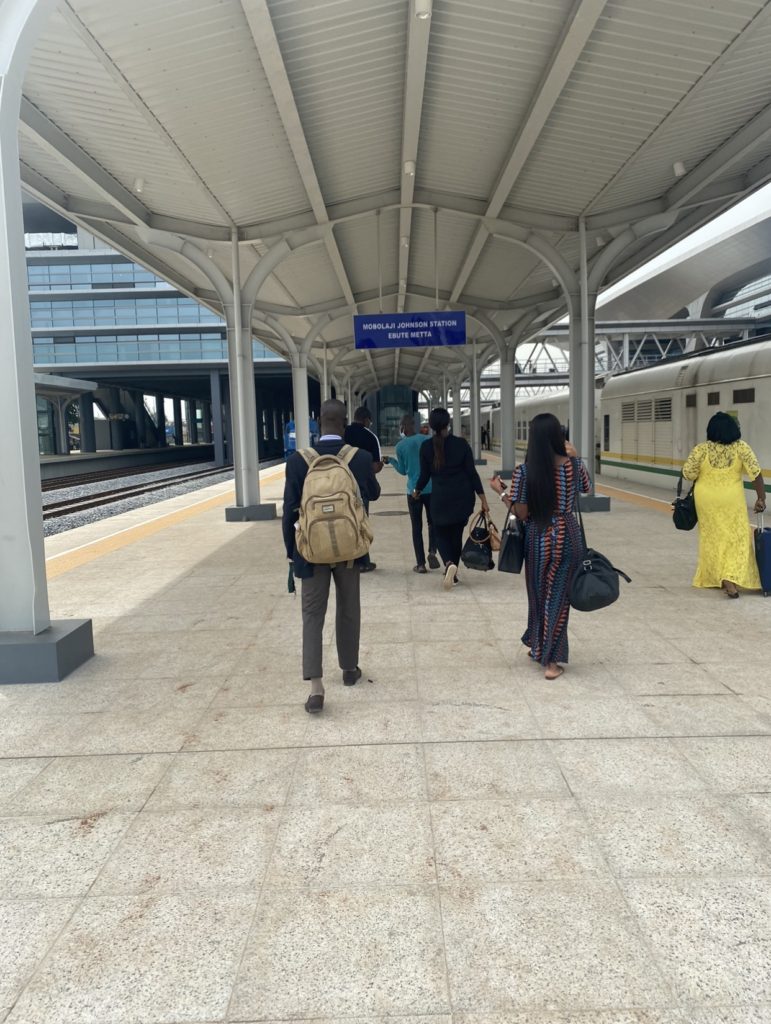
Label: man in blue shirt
xmin=389 ymin=415 xmax=439 ymax=573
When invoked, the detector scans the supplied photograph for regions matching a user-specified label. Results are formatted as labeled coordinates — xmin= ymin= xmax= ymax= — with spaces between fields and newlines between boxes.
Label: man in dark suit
xmin=283 ymin=398 xmax=380 ymax=713
xmin=343 ymin=406 xmax=382 ymax=572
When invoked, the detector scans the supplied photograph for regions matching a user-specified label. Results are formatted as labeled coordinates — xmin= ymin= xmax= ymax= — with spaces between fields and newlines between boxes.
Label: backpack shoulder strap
xmin=297 ymin=448 xmax=318 ymax=468
xmin=338 ymin=444 xmax=358 ymax=467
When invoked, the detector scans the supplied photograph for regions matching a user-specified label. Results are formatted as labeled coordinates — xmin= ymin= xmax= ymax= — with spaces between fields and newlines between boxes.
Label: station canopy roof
xmin=18 ymin=0 xmax=771 ymax=392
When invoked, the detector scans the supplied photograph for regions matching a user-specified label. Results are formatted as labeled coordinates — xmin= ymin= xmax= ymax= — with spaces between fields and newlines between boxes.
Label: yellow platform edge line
xmin=46 ymin=465 xmax=285 ymax=579
xmin=596 ymin=483 xmax=671 ymax=513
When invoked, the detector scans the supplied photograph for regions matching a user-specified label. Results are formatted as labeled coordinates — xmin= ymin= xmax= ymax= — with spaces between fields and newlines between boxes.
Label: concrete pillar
xmin=155 ymin=395 xmax=166 ymax=447
xmin=54 ymin=399 xmax=70 ymax=455
xmin=451 ymin=380 xmax=462 ymax=437
xmin=292 ymin=357 xmax=311 ymax=450
xmin=201 ymin=401 xmax=212 ymax=444
xmin=173 ymin=398 xmax=184 ymax=446
xmin=0 ymin=0 xmax=94 ymax=679
xmin=470 ymin=346 xmax=485 ymax=465
xmin=107 ymin=387 xmax=127 ymax=450
xmin=187 ymin=400 xmax=199 ymax=444
xmin=130 ymin=392 xmax=147 ymax=448
xmin=500 ymin=353 xmax=516 ymax=476
xmin=79 ymin=393 xmax=97 ymax=452
xmin=210 ymin=372 xmax=225 ymax=467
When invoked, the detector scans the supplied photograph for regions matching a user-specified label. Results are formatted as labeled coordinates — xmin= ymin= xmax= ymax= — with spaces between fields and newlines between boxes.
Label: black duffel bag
xmin=672 ymin=476 xmax=697 ymax=531
xmin=461 ymin=512 xmax=495 ymax=571
xmin=569 ymin=473 xmax=631 ymax=612
xmin=498 ymin=513 xmax=525 ymax=574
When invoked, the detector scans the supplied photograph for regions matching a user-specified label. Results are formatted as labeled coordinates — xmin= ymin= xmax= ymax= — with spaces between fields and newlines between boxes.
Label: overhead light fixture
xmin=595 ymin=236 xmax=605 ymax=248
xmin=206 ymin=248 xmax=214 ymax=259
xmin=133 ymin=177 xmax=145 ymax=194
xmin=399 ymin=279 xmax=407 ymax=290
xmin=403 ymin=160 xmax=416 ymax=177
xmin=673 ymin=160 xmax=686 ymax=178
xmin=415 ymin=0 xmax=432 ymax=19
xmin=400 ymin=236 xmax=410 ymax=248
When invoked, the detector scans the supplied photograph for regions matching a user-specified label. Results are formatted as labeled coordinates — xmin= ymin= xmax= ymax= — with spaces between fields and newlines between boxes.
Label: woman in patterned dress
xmin=681 ymin=412 xmax=766 ymax=598
xmin=491 ymin=413 xmax=590 ymax=679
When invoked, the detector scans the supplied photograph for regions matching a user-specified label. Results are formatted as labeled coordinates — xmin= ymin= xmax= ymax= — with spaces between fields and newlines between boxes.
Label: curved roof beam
xmin=397 ymin=1 xmax=432 ymax=312
xmin=447 ymin=0 xmax=608 ymax=303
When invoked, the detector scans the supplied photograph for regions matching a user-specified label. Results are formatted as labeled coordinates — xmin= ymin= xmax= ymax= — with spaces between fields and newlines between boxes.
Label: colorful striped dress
xmin=511 ymin=459 xmax=591 ymax=666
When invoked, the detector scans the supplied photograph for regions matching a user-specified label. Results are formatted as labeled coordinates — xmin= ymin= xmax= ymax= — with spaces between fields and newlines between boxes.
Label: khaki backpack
xmin=295 ymin=445 xmax=373 ymax=564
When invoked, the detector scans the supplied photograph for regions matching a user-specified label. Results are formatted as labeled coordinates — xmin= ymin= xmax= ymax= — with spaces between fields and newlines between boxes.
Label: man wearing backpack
xmin=283 ymin=398 xmax=380 ymax=713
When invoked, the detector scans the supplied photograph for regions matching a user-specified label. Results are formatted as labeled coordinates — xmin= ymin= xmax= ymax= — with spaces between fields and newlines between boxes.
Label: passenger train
xmin=468 ymin=335 xmax=771 ymax=491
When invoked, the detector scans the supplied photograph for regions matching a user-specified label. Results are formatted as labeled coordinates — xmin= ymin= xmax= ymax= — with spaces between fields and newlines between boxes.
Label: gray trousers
xmin=301 ymin=563 xmax=361 ymax=680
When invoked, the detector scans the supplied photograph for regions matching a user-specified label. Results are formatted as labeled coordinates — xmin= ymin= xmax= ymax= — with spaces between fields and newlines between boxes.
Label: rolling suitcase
xmin=755 ymin=513 xmax=771 ymax=597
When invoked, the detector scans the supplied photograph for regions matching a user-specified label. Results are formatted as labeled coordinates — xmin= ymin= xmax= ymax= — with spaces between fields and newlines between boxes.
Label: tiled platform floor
xmin=1 ymin=464 xmax=770 ymax=1023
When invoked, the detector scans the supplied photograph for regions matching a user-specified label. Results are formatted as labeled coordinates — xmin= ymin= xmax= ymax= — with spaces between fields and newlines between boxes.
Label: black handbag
xmin=569 ymin=483 xmax=631 ymax=612
xmin=672 ymin=476 xmax=697 ymax=531
xmin=498 ymin=512 xmax=525 ymax=574
xmin=461 ymin=512 xmax=495 ymax=571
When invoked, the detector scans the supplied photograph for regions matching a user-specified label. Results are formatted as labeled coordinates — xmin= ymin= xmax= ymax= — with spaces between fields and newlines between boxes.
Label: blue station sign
xmin=353 ymin=311 xmax=466 ymax=349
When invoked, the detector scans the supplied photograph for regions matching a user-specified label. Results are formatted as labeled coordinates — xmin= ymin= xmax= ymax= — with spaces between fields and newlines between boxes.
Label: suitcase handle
xmin=758 ymin=511 xmax=765 ymax=530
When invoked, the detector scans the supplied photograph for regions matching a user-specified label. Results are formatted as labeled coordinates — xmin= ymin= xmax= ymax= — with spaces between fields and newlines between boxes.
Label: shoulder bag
xmin=672 ymin=476 xmax=697 ymax=531
xmin=569 ymin=472 xmax=631 ymax=612
xmin=498 ymin=512 xmax=525 ymax=574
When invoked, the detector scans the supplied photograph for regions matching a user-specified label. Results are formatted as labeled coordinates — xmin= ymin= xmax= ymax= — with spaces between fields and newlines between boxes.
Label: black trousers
xmin=301 ymin=563 xmax=360 ymax=680
xmin=433 ymin=521 xmax=465 ymax=568
xmin=407 ymin=493 xmax=436 ymax=566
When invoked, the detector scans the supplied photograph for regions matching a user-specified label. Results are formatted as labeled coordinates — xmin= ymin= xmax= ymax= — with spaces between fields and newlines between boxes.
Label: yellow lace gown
xmin=682 ymin=440 xmax=761 ymax=590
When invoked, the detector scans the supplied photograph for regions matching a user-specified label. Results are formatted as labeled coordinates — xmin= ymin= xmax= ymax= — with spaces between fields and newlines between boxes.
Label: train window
xmin=603 ymin=414 xmax=610 ymax=450
xmin=654 ymin=398 xmax=672 ymax=421
xmin=685 ymin=394 xmax=696 ymax=408
xmin=636 ymin=400 xmax=653 ymax=421
xmin=621 ymin=402 xmax=635 ymax=422
xmin=732 ymin=388 xmax=755 ymax=403
xmin=707 ymin=392 xmax=720 ymax=406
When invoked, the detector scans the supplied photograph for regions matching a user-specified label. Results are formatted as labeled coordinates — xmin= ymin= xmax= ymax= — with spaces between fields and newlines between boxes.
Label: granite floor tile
xmin=453 ymin=1013 xmax=690 ymax=1024
xmin=579 ymin=792 xmax=771 ymax=877
xmin=6 ymin=891 xmax=257 ymax=1024
xmin=288 ymin=744 xmax=427 ymax=804
xmin=92 ymin=806 xmax=280 ymax=895
xmin=621 ymin=877 xmax=771 ymax=1004
xmin=0 ymin=759 xmax=50 ymax=808
xmin=0 ymin=899 xmax=77 ymax=1021
xmin=184 ymin=706 xmax=309 ymax=751
xmin=440 ymin=879 xmax=671 ymax=1011
xmin=5 ymin=754 xmax=174 ymax=816
xmin=73 ymin=707 xmax=208 ymax=755
xmin=420 ymin=699 xmax=540 ymax=743
xmin=0 ymin=714 xmax=96 ymax=759
xmin=145 ymin=748 xmax=297 ymax=810
xmin=432 ymin=796 xmax=608 ymax=884
xmin=424 ymin=740 xmax=568 ymax=801
xmin=213 ymin=673 xmax=305 ymax=707
xmin=528 ymin=698 xmax=658 ymax=740
xmin=730 ymin=793 xmax=771 ymax=845
xmin=547 ymin=738 xmax=708 ymax=794
xmin=636 ymin=695 xmax=771 ymax=737
xmin=608 ymin=663 xmax=733 ymax=697
xmin=266 ymin=802 xmax=434 ymax=887
xmin=303 ymin=701 xmax=423 ymax=747
xmin=230 ymin=886 xmax=449 ymax=1019
xmin=671 ymin=736 xmax=771 ymax=792
xmin=0 ymin=811 xmax=134 ymax=898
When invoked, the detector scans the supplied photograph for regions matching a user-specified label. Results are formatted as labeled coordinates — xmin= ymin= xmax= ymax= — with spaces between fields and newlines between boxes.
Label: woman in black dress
xmin=413 ymin=408 xmax=489 ymax=590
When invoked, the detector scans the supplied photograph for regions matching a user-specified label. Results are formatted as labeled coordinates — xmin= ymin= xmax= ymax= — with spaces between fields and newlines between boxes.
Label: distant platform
xmin=40 ymin=444 xmax=215 ymax=480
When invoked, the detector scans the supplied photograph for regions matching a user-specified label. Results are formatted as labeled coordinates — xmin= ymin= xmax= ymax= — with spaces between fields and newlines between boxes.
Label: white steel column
xmin=0 ymin=0 xmax=54 ymax=635
xmin=499 ymin=352 xmax=516 ymax=475
xmin=0 ymin=0 xmax=93 ymax=681
xmin=568 ymin=292 xmax=583 ymax=459
xmin=578 ymin=217 xmax=597 ymax=493
xmin=470 ymin=345 xmax=482 ymax=462
xmin=229 ymin=229 xmax=262 ymax=509
xmin=322 ymin=342 xmax=329 ymax=401
xmin=451 ymin=378 xmax=463 ymax=436
xmin=292 ymin=356 xmax=311 ymax=450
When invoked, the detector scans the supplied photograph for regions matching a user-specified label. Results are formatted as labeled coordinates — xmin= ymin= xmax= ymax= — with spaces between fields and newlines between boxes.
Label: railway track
xmin=41 ymin=459 xmax=212 ymax=492
xmin=42 ymin=466 xmax=231 ymax=520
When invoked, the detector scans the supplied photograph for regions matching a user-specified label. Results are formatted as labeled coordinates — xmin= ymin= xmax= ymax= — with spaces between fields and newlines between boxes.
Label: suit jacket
xmin=415 ymin=434 xmax=483 ymax=526
xmin=282 ymin=439 xmax=381 ymax=578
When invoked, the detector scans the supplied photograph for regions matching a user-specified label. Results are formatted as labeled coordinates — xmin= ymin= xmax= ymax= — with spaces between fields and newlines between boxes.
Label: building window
xmin=732 ymin=388 xmax=755 ymax=403
xmin=685 ymin=393 xmax=696 ymax=408
xmin=707 ymin=392 xmax=720 ymax=406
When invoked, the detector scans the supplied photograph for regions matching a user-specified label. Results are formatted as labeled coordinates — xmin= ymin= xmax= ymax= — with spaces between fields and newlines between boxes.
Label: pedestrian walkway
xmin=1 ymin=465 xmax=770 ymax=1023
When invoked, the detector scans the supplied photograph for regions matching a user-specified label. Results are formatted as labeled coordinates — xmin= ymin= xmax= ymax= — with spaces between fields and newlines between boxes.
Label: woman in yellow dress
xmin=682 ymin=412 xmax=766 ymax=597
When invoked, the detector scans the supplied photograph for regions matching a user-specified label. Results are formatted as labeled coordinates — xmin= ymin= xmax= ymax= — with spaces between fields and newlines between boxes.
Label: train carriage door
xmin=684 ymin=393 xmax=697 ymax=453
xmin=654 ymin=398 xmax=673 ymax=464
xmin=621 ymin=401 xmax=636 ymax=461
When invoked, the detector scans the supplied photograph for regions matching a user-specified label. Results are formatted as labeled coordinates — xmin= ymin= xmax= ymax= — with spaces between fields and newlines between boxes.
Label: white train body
xmin=468 ymin=337 xmax=771 ymax=489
